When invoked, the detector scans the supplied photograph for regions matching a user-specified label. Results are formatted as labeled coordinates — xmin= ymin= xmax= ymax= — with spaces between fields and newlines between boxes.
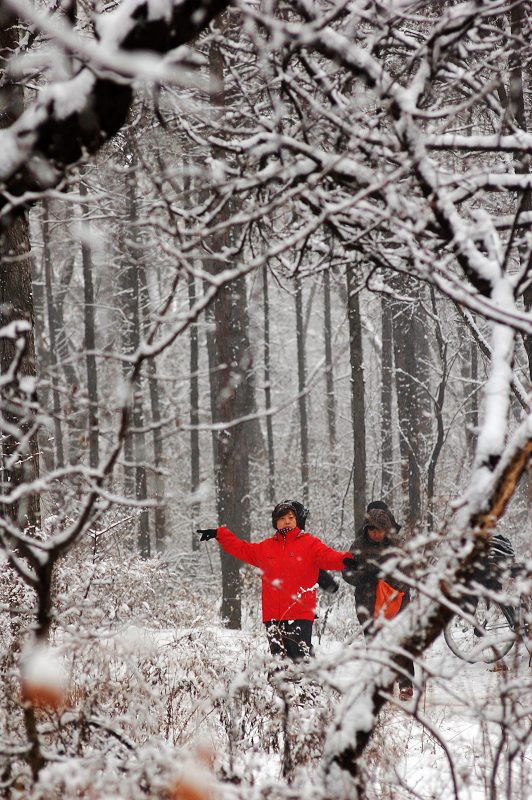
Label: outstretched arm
xmin=214 ymin=526 xmax=264 ymax=568
xmin=312 ymin=537 xmax=353 ymax=571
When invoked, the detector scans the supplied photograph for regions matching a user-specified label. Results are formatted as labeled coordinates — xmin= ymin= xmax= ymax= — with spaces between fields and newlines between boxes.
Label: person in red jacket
xmin=198 ymin=501 xmax=353 ymax=661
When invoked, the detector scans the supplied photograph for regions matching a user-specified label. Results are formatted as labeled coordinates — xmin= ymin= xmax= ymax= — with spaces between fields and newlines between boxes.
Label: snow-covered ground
xmin=158 ymin=606 xmax=532 ymax=800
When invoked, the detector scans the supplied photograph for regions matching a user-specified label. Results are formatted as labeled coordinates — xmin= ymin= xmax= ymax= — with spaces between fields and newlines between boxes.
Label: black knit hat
xmin=288 ymin=500 xmax=309 ymax=530
xmin=271 ymin=501 xmax=297 ymax=529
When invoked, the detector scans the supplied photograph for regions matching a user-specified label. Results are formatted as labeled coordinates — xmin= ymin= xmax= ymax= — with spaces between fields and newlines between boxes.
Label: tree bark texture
xmin=207 ymin=32 xmax=253 ymax=629
xmin=508 ymin=1 xmax=532 ymax=382
xmin=295 ymin=274 xmax=310 ymax=504
xmin=263 ymin=264 xmax=275 ymax=504
xmin=79 ymin=178 xmax=100 ymax=470
xmin=323 ymin=268 xmax=338 ymax=492
xmin=120 ymin=162 xmax=150 ymax=558
xmin=380 ymin=294 xmax=394 ymax=500
xmin=392 ymin=279 xmax=432 ymax=532
xmin=0 ymin=14 xmax=40 ymax=529
xmin=139 ymin=264 xmax=167 ymax=553
xmin=346 ymin=266 xmax=367 ymax=531
xmin=42 ymin=201 xmax=65 ymax=470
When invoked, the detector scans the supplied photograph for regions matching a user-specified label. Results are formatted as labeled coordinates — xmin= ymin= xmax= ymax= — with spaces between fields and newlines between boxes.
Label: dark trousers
xmin=265 ymin=620 xmax=313 ymax=661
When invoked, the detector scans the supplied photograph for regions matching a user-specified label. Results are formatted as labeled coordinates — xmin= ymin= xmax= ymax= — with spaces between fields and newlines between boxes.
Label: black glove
xmin=343 ymin=556 xmax=357 ymax=570
xmin=197 ymin=528 xmax=217 ymax=542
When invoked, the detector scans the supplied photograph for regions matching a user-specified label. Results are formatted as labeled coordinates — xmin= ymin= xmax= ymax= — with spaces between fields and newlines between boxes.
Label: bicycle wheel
xmin=444 ymin=598 xmax=516 ymax=663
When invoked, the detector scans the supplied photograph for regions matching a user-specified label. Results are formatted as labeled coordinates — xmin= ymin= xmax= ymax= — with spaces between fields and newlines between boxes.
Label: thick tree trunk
xmin=0 ymin=15 xmax=40 ymax=530
xmin=392 ymin=279 xmax=432 ymax=533
xmin=393 ymin=302 xmax=422 ymax=531
xmin=508 ymin=3 xmax=532 ymax=380
xmin=206 ymin=30 xmax=253 ymax=629
xmin=507 ymin=1 xmax=531 ymax=508
xmin=346 ymin=266 xmax=366 ymax=530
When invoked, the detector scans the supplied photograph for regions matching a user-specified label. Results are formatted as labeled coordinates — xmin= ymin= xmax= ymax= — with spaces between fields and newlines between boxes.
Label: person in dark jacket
xmin=342 ymin=500 xmax=415 ymax=699
xmin=198 ymin=501 xmax=353 ymax=661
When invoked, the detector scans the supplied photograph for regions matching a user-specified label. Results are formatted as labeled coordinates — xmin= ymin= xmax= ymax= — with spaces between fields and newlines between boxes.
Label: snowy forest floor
xmin=128 ymin=588 xmax=532 ymax=800
xmin=7 ymin=547 xmax=532 ymax=800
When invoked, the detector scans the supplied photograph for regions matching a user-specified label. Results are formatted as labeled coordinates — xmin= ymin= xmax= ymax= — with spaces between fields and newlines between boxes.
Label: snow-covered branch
xmin=0 ymin=0 xmax=230 ymax=220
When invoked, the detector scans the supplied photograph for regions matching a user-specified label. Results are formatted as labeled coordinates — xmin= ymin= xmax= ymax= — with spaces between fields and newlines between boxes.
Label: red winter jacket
xmin=216 ymin=526 xmax=351 ymax=622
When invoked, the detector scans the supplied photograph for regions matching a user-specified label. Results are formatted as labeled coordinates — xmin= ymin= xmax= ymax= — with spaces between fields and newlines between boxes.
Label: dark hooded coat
xmin=342 ymin=504 xmax=409 ymax=629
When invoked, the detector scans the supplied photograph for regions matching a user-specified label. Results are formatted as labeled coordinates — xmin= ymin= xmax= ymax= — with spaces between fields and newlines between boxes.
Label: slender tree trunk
xmin=295 ymin=273 xmax=310 ymax=504
xmin=188 ymin=270 xmax=201 ymax=550
xmin=380 ymin=295 xmax=394 ymax=500
xmin=323 ymin=268 xmax=338 ymax=490
xmin=346 ymin=266 xmax=366 ymax=530
xmin=55 ymin=256 xmax=81 ymax=466
xmin=426 ymin=289 xmax=447 ymax=529
xmin=42 ymin=201 xmax=64 ymax=470
xmin=79 ymin=178 xmax=99 ymax=469
xmin=263 ymin=264 xmax=275 ymax=503
xmin=139 ymin=266 xmax=166 ymax=552
xmin=464 ymin=335 xmax=479 ymax=460
xmin=120 ymin=161 xmax=150 ymax=557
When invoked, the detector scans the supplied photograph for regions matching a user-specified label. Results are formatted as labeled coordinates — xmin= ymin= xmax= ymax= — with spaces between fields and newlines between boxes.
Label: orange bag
xmin=374 ymin=579 xmax=404 ymax=620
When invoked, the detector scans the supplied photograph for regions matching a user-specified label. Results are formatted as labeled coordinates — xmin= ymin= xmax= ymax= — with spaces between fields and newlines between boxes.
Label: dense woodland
xmin=0 ymin=0 xmax=531 ymax=797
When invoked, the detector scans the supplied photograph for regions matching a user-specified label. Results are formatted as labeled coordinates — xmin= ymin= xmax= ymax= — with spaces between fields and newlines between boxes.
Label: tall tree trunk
xmin=380 ymin=295 xmax=394 ymax=500
xmin=323 ymin=268 xmax=338 ymax=491
xmin=263 ymin=264 xmax=275 ymax=504
xmin=426 ymin=288 xmax=447 ymax=529
xmin=393 ymin=303 xmax=421 ymax=531
xmin=55 ymin=255 xmax=81 ymax=466
xmin=392 ymin=280 xmax=431 ymax=533
xmin=346 ymin=266 xmax=366 ymax=530
xmin=42 ymin=201 xmax=64 ymax=470
xmin=79 ymin=177 xmax=99 ymax=469
xmin=508 ymin=3 xmax=532 ymax=380
xmin=139 ymin=266 xmax=166 ymax=552
xmin=207 ymin=28 xmax=252 ymax=628
xmin=188 ymin=269 xmax=201 ymax=549
xmin=120 ymin=161 xmax=150 ymax=557
xmin=508 ymin=0 xmax=532 ymax=513
xmin=295 ymin=273 xmax=310 ymax=504
xmin=0 ymin=13 xmax=40 ymax=530
xmin=464 ymin=335 xmax=479 ymax=461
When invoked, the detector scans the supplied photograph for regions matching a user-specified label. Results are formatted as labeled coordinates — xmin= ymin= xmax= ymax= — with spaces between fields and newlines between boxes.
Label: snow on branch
xmin=0 ymin=0 xmax=230 ymax=221
xmin=325 ymin=412 xmax=532 ymax=784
